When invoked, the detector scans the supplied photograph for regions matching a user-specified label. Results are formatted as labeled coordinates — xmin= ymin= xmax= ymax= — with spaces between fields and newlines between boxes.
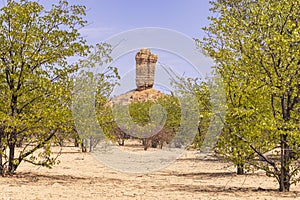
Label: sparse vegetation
xmin=0 ymin=0 xmax=299 ymax=197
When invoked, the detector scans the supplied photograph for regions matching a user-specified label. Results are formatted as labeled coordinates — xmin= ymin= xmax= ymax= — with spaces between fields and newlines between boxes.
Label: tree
xmin=96 ymin=84 xmax=205 ymax=150
xmin=129 ymin=95 xmax=181 ymax=149
xmin=97 ymin=94 xmax=181 ymax=149
xmin=214 ymin=74 xmax=276 ymax=175
xmin=171 ymin=76 xmax=212 ymax=149
xmin=0 ymin=0 xmax=89 ymax=175
xmin=201 ymin=0 xmax=300 ymax=191
xmin=72 ymin=46 xmax=120 ymax=152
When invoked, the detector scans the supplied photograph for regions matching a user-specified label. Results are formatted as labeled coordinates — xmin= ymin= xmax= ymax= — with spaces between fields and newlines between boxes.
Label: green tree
xmin=170 ymin=74 xmax=212 ymax=149
xmin=73 ymin=49 xmax=120 ymax=152
xmin=97 ymin=92 xmax=189 ymax=149
xmin=215 ymin=75 xmax=276 ymax=175
xmin=201 ymin=0 xmax=300 ymax=191
xmin=0 ymin=0 xmax=89 ymax=175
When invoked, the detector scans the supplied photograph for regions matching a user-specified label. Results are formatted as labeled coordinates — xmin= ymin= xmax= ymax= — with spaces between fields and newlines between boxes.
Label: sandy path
xmin=0 ymin=146 xmax=299 ymax=200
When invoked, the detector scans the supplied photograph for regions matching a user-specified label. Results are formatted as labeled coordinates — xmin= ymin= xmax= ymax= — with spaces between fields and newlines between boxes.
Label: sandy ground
xmin=0 ymin=143 xmax=300 ymax=200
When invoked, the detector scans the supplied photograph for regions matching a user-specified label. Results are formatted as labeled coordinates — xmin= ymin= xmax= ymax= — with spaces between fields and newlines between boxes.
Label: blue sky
xmin=74 ymin=0 xmax=212 ymax=42
xmin=0 ymin=0 xmax=214 ymax=94
xmin=0 ymin=0 xmax=211 ymax=43
xmin=72 ymin=0 xmax=214 ymax=94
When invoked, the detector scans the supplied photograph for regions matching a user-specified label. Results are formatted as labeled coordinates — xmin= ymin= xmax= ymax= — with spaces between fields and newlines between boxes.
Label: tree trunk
xmin=0 ymin=127 xmax=3 ymax=175
xmin=118 ymin=138 xmax=124 ymax=146
xmin=151 ymin=139 xmax=158 ymax=148
xmin=0 ymin=155 xmax=2 ymax=176
xmin=8 ymin=94 xmax=18 ymax=174
xmin=279 ymin=95 xmax=291 ymax=192
xmin=237 ymin=163 xmax=244 ymax=175
xmin=0 ymin=138 xmax=3 ymax=176
xmin=143 ymin=138 xmax=149 ymax=150
xmin=81 ymin=138 xmax=87 ymax=152
xmin=279 ymin=134 xmax=290 ymax=192
xmin=89 ymin=136 xmax=93 ymax=152
xmin=74 ymin=137 xmax=79 ymax=147
xmin=8 ymin=142 xmax=16 ymax=174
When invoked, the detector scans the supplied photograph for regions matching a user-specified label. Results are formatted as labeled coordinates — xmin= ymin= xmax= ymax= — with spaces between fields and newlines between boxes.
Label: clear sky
xmin=73 ymin=0 xmax=214 ymax=93
xmin=0 ymin=0 xmax=211 ymax=43
xmin=0 ymin=0 xmax=214 ymax=94
xmin=70 ymin=0 xmax=212 ymax=43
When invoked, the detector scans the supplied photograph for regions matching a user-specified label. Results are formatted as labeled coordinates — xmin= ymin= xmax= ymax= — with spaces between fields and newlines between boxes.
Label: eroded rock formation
xmin=107 ymin=48 xmax=175 ymax=149
xmin=135 ymin=48 xmax=158 ymax=91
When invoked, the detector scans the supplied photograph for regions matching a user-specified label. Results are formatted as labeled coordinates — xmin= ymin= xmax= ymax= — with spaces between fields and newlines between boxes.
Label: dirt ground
xmin=0 ymin=144 xmax=299 ymax=200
